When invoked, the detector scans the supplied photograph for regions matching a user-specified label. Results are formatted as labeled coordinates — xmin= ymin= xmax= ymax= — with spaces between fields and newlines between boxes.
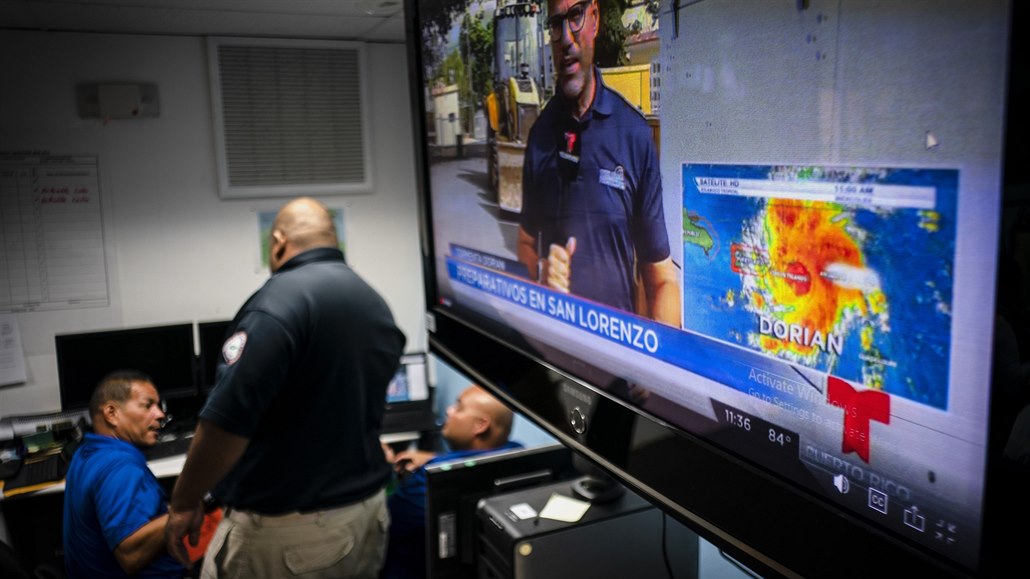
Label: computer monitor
xmin=201 ymin=325 xmax=433 ymax=431
xmin=386 ymin=352 xmax=431 ymax=404
xmin=197 ymin=319 xmax=233 ymax=393
xmin=424 ymin=442 xmax=576 ymax=579
xmin=382 ymin=352 xmax=437 ymax=434
xmin=55 ymin=323 xmax=198 ymax=411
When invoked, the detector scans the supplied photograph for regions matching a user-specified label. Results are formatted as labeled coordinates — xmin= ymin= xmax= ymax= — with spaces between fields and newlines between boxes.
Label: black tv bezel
xmin=426 ymin=312 xmax=986 ymax=578
xmin=403 ymin=1 xmax=1023 ymax=577
xmin=55 ymin=323 xmax=199 ymax=411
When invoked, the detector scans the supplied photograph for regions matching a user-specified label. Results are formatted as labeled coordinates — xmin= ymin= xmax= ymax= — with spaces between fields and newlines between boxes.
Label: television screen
xmin=406 ymin=0 xmax=1026 ymax=576
xmin=55 ymin=323 xmax=198 ymax=411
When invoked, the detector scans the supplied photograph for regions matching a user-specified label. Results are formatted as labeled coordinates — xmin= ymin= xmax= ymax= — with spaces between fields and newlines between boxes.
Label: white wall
xmin=0 ymin=30 xmax=426 ymax=417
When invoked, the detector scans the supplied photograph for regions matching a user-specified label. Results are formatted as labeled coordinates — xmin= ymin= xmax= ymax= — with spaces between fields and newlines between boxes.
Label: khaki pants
xmin=200 ymin=489 xmax=389 ymax=579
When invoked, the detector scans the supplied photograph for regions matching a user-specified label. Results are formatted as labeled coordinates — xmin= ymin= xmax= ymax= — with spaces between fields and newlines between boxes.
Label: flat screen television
xmin=405 ymin=0 xmax=1028 ymax=576
xmin=55 ymin=323 xmax=198 ymax=411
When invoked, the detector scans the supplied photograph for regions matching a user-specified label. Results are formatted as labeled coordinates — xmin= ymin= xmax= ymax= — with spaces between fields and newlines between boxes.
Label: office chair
xmin=0 ymin=539 xmax=33 ymax=579
xmin=33 ymin=561 xmax=65 ymax=579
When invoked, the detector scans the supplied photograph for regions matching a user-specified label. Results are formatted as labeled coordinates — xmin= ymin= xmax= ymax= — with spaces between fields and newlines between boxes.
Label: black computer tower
xmin=476 ymin=479 xmax=697 ymax=579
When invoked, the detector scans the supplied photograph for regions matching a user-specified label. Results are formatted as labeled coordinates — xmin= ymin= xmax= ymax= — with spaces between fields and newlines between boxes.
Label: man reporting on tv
xmin=380 ymin=384 xmax=521 ymax=579
xmin=517 ymin=0 xmax=681 ymax=327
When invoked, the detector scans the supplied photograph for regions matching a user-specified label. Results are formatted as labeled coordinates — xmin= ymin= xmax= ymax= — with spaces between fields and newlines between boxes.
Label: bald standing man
xmin=380 ymin=384 xmax=522 ymax=579
xmin=165 ymin=197 xmax=406 ymax=578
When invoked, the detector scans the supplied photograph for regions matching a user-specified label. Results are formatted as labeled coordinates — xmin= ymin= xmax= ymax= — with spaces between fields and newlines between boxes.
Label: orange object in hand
xmin=182 ymin=507 xmax=223 ymax=563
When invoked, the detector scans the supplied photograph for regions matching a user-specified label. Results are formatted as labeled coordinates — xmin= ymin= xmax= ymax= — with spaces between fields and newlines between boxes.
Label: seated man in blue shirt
xmin=63 ymin=370 xmax=187 ymax=578
xmin=381 ymin=384 xmax=521 ymax=579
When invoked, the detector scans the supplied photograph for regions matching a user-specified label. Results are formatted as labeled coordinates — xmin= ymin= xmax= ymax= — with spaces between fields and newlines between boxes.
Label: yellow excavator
xmin=598 ymin=63 xmax=659 ymax=157
xmin=484 ymin=2 xmax=659 ymax=215
xmin=484 ymin=0 xmax=544 ymax=216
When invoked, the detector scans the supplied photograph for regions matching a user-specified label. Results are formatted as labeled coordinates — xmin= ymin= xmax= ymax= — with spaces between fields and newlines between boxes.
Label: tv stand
xmin=570 ymin=473 xmax=625 ymax=504
xmin=570 ymin=452 xmax=625 ymax=503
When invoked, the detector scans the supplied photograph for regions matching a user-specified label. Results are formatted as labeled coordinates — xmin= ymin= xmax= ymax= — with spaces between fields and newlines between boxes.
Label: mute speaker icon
xmin=833 ymin=474 xmax=850 ymax=494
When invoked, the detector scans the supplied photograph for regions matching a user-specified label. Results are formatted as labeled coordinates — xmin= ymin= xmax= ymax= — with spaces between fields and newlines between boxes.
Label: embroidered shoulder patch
xmin=222 ymin=331 xmax=247 ymax=366
xmin=599 ymin=166 xmax=626 ymax=190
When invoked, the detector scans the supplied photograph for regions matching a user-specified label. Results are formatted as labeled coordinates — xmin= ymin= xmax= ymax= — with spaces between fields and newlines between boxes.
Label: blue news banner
xmin=444 ymin=245 xmax=828 ymax=423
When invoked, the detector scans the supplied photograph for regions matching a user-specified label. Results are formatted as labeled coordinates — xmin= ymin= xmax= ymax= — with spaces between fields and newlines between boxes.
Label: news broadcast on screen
xmin=408 ymin=0 xmax=1021 ymax=576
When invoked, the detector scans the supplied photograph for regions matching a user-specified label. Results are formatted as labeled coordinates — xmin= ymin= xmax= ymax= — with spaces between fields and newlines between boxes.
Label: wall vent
xmin=207 ymin=37 xmax=373 ymax=198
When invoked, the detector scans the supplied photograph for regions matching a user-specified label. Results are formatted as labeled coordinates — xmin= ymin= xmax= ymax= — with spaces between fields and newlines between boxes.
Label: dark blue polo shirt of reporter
xmin=521 ymin=67 xmax=670 ymax=314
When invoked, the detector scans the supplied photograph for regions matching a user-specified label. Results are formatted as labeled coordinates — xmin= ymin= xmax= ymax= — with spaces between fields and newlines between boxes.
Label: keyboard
xmin=143 ymin=434 xmax=194 ymax=461
xmin=4 ymin=408 xmax=90 ymax=438
xmin=3 ymin=452 xmax=64 ymax=492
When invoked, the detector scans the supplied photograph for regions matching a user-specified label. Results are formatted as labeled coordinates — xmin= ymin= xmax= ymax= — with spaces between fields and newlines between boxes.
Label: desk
xmin=380 ymin=431 xmax=424 ymax=446
xmin=1 ymin=454 xmax=186 ymax=499
xmin=0 ymin=429 xmax=429 ymax=572
xmin=1 ymin=428 xmax=424 ymax=498
xmin=0 ymin=453 xmax=187 ymax=573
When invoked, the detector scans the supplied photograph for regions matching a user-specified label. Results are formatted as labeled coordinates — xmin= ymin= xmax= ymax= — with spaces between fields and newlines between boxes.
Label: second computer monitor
xmin=55 ymin=323 xmax=198 ymax=411
xmin=382 ymin=352 xmax=436 ymax=434
xmin=197 ymin=319 xmax=233 ymax=393
xmin=200 ymin=324 xmax=434 ymax=432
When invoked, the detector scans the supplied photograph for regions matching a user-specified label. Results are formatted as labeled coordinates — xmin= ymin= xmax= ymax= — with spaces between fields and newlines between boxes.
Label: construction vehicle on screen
xmin=484 ymin=1 xmax=659 ymax=215
xmin=484 ymin=0 xmax=544 ymax=215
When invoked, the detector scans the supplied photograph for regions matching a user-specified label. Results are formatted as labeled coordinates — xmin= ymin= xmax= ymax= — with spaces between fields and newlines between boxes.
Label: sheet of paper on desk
xmin=539 ymin=493 xmax=591 ymax=523
xmin=0 ymin=314 xmax=27 ymax=387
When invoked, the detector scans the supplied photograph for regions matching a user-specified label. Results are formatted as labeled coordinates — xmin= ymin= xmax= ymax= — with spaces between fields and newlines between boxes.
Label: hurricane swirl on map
xmin=681 ymin=164 xmax=957 ymax=409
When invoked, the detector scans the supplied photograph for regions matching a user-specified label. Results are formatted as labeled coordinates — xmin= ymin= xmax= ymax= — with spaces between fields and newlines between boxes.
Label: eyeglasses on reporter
xmin=546 ymin=0 xmax=594 ymax=43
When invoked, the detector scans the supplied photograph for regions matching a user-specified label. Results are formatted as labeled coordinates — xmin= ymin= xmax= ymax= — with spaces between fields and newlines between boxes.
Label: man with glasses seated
xmin=518 ymin=0 xmax=681 ymax=328
xmin=380 ymin=384 xmax=521 ymax=579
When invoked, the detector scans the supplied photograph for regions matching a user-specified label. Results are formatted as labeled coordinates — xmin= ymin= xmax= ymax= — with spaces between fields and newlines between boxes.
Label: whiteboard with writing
xmin=0 ymin=155 xmax=109 ymax=313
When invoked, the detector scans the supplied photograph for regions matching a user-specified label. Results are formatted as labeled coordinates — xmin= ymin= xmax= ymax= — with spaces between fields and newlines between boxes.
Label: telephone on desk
xmin=0 ymin=419 xmax=85 ymax=496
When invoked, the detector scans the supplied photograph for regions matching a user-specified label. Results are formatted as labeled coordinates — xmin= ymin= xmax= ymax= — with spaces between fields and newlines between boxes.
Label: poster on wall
xmin=254 ymin=207 xmax=347 ymax=273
